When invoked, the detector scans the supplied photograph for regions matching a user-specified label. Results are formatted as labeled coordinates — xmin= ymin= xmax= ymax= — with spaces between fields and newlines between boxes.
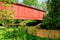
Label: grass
xmin=0 ymin=26 xmax=60 ymax=40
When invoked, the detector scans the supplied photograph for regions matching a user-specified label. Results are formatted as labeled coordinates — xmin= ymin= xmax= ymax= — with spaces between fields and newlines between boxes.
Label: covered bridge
xmin=0 ymin=2 xmax=45 ymax=20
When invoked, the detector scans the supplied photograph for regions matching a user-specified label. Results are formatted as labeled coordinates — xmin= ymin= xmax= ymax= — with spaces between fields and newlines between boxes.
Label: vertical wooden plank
xmin=18 ymin=6 xmax=22 ymax=19
xmin=13 ymin=5 xmax=19 ymax=19
xmin=39 ymin=11 xmax=44 ymax=20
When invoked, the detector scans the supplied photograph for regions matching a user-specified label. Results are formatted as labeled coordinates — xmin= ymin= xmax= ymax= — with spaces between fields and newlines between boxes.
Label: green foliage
xmin=0 ymin=0 xmax=15 ymax=26
xmin=26 ymin=20 xmax=36 ymax=26
xmin=0 ymin=9 xmax=14 ymax=26
xmin=0 ymin=27 xmax=59 ymax=40
xmin=40 ymin=2 xmax=47 ymax=11
xmin=40 ymin=0 xmax=60 ymax=30
xmin=14 ymin=20 xmax=22 ymax=24
xmin=0 ymin=0 xmax=17 ymax=3
xmin=0 ymin=10 xmax=14 ymax=19
xmin=23 ymin=0 xmax=39 ymax=7
xmin=14 ymin=20 xmax=36 ymax=26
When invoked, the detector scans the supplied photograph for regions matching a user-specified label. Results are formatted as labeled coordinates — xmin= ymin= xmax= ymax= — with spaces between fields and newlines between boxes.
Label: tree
xmin=23 ymin=0 xmax=39 ymax=7
xmin=40 ymin=0 xmax=60 ymax=29
xmin=0 ymin=0 xmax=15 ymax=27
xmin=40 ymin=2 xmax=47 ymax=11
xmin=0 ymin=0 xmax=18 ymax=3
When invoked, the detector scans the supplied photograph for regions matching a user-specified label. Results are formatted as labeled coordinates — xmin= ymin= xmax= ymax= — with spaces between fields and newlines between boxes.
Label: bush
xmin=0 ymin=27 xmax=58 ymax=40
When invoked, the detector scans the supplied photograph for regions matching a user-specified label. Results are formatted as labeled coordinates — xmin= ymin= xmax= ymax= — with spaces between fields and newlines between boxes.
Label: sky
xmin=18 ymin=0 xmax=46 ymax=3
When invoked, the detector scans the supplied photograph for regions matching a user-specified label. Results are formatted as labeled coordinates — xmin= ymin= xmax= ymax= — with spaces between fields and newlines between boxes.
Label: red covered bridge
xmin=0 ymin=2 xmax=45 ymax=20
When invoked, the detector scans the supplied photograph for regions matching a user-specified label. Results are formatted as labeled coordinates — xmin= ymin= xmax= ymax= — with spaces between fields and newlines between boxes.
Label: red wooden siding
xmin=0 ymin=2 xmax=45 ymax=20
